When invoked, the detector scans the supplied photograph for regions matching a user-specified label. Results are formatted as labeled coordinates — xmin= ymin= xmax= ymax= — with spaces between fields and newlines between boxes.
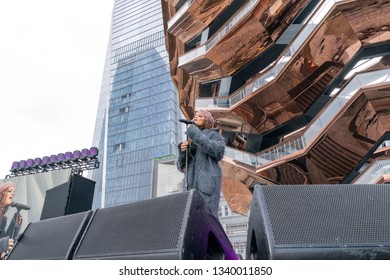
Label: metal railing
xmin=194 ymin=0 xmax=337 ymax=109
xmin=223 ymin=69 xmax=390 ymax=167
xmin=353 ymin=159 xmax=390 ymax=184
xmin=179 ymin=0 xmax=261 ymax=67
xmin=167 ymin=0 xmax=195 ymax=30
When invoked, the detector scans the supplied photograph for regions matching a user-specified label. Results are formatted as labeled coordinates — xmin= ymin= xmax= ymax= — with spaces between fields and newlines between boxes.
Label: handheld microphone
xmin=179 ymin=119 xmax=194 ymax=125
xmin=11 ymin=201 xmax=31 ymax=211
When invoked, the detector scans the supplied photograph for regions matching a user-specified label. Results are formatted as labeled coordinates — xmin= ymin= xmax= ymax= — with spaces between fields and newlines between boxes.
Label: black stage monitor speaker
xmin=247 ymin=184 xmax=390 ymax=260
xmin=40 ymin=174 xmax=95 ymax=220
xmin=7 ymin=211 xmax=92 ymax=260
xmin=73 ymin=189 xmax=238 ymax=260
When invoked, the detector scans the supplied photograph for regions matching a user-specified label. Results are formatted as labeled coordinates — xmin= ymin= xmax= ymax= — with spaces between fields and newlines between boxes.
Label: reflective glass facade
xmin=89 ymin=0 xmax=181 ymax=208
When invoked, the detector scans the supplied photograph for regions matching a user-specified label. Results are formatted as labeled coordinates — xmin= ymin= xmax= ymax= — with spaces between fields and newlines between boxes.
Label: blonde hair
xmin=0 ymin=181 xmax=16 ymax=193
xmin=0 ymin=181 xmax=16 ymax=217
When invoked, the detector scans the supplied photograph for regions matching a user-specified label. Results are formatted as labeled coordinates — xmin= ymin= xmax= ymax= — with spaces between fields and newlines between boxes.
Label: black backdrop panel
xmin=247 ymin=184 xmax=390 ymax=260
xmin=66 ymin=174 xmax=95 ymax=215
xmin=40 ymin=181 xmax=70 ymax=220
xmin=7 ymin=211 xmax=92 ymax=260
xmin=40 ymin=174 xmax=95 ymax=220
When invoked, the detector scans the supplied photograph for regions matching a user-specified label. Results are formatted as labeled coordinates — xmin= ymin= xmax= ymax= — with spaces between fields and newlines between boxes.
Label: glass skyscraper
xmin=89 ymin=0 xmax=182 ymax=208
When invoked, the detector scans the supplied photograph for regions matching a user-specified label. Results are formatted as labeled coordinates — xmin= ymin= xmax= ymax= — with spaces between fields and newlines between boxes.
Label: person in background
xmin=177 ymin=110 xmax=225 ymax=216
xmin=0 ymin=181 xmax=22 ymax=259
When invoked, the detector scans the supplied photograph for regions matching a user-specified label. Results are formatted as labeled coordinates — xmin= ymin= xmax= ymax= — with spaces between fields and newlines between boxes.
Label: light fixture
xmin=64 ymin=152 xmax=73 ymax=161
xmin=34 ymin=157 xmax=42 ymax=167
xmin=57 ymin=153 xmax=65 ymax=164
xmin=81 ymin=148 xmax=89 ymax=159
xmin=89 ymin=147 xmax=99 ymax=157
xmin=26 ymin=159 xmax=34 ymax=169
xmin=19 ymin=160 xmax=27 ymax=170
xmin=7 ymin=147 xmax=100 ymax=178
xmin=73 ymin=150 xmax=81 ymax=160
xmin=10 ymin=161 xmax=19 ymax=172
xmin=42 ymin=156 xmax=50 ymax=166
xmin=49 ymin=155 xmax=57 ymax=164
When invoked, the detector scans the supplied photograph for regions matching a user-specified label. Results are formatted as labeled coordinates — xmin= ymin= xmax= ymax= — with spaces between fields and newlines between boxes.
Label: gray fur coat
xmin=177 ymin=125 xmax=225 ymax=216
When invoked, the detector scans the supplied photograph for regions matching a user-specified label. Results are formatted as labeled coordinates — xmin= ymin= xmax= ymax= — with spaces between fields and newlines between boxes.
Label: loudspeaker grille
xmin=262 ymin=184 xmax=390 ymax=245
xmin=75 ymin=192 xmax=189 ymax=257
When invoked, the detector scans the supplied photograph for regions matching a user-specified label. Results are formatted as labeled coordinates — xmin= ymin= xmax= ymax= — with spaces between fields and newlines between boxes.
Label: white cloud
xmin=0 ymin=0 xmax=113 ymax=176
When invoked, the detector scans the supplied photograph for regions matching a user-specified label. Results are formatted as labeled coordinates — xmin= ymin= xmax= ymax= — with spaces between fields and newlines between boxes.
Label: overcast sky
xmin=0 ymin=1 xmax=114 ymax=177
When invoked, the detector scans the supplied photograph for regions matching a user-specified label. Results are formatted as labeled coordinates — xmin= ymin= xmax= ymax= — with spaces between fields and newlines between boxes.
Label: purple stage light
xmin=7 ymin=147 xmax=100 ymax=177
xmin=73 ymin=150 xmax=81 ymax=160
xmin=89 ymin=147 xmax=99 ymax=157
xmin=57 ymin=153 xmax=65 ymax=162
xmin=64 ymin=152 xmax=73 ymax=161
xmin=34 ymin=157 xmax=42 ymax=166
xmin=7 ymin=146 xmax=100 ymax=177
xmin=49 ymin=155 xmax=57 ymax=164
xmin=26 ymin=159 xmax=34 ymax=168
xmin=19 ymin=160 xmax=27 ymax=169
xmin=42 ymin=156 xmax=50 ymax=165
xmin=11 ymin=161 xmax=19 ymax=172
xmin=81 ymin=148 xmax=89 ymax=158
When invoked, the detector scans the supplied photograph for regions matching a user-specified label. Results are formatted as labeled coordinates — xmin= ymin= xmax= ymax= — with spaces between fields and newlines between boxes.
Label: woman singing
xmin=0 ymin=181 xmax=22 ymax=259
xmin=176 ymin=110 xmax=225 ymax=216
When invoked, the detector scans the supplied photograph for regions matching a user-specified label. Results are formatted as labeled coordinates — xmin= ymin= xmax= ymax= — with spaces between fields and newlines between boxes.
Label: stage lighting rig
xmin=6 ymin=147 xmax=100 ymax=178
